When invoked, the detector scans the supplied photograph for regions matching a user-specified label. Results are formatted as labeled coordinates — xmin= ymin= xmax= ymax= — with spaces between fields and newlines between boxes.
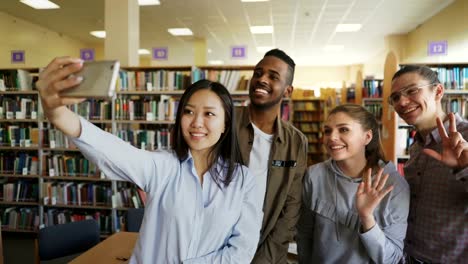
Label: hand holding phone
xmin=60 ymin=60 xmax=120 ymax=98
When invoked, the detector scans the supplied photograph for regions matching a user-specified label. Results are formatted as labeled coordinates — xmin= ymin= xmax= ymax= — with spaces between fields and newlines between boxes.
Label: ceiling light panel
xmin=138 ymin=49 xmax=151 ymax=55
xmin=90 ymin=31 xmax=106 ymax=38
xmin=335 ymin=24 xmax=362 ymax=32
xmin=250 ymin=26 xmax=273 ymax=34
xmin=138 ymin=0 xmax=160 ymax=6
xmin=167 ymin=28 xmax=193 ymax=36
xmin=20 ymin=0 xmax=59 ymax=9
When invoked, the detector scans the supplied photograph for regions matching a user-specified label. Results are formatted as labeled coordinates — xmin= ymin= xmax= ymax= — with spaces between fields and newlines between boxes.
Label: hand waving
xmin=356 ymin=168 xmax=394 ymax=232
xmin=423 ymin=113 xmax=468 ymax=169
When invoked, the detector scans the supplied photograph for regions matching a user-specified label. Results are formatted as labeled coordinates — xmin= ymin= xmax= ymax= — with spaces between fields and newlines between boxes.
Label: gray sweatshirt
xmin=297 ymin=159 xmax=409 ymax=264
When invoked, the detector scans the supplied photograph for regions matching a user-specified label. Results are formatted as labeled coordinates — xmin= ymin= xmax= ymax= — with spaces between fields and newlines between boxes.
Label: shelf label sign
xmin=428 ymin=41 xmax=447 ymax=56
xmin=11 ymin=50 xmax=25 ymax=63
xmin=80 ymin=48 xmax=95 ymax=61
xmin=231 ymin=46 xmax=247 ymax=58
xmin=153 ymin=47 xmax=168 ymax=60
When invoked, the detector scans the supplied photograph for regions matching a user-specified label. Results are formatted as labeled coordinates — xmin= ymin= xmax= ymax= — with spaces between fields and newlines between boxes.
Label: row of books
xmin=117 ymin=70 xmax=191 ymax=91
xmin=112 ymin=185 xmax=146 ymax=209
xmin=431 ymin=67 xmax=468 ymax=90
xmin=192 ymin=68 xmax=250 ymax=92
xmin=0 ymin=96 xmax=38 ymax=119
xmin=362 ymin=79 xmax=383 ymax=98
xmin=116 ymin=128 xmax=171 ymax=150
xmin=443 ymin=96 xmax=468 ymax=118
xmin=43 ymin=154 xmax=100 ymax=178
xmin=293 ymin=112 xmax=322 ymax=122
xmin=293 ymin=101 xmax=320 ymax=111
xmin=1 ymin=180 xmax=39 ymax=202
xmin=364 ymin=102 xmax=383 ymax=119
xmin=0 ymin=125 xmax=36 ymax=147
xmin=115 ymin=95 xmax=178 ymax=121
xmin=0 ymin=153 xmax=39 ymax=175
xmin=293 ymin=123 xmax=320 ymax=133
xmin=68 ymin=100 xmax=112 ymax=121
xmin=306 ymin=134 xmax=320 ymax=143
xmin=0 ymin=70 xmax=34 ymax=91
xmin=41 ymin=182 xmax=112 ymax=207
xmin=1 ymin=207 xmax=39 ymax=231
xmin=43 ymin=209 xmax=112 ymax=234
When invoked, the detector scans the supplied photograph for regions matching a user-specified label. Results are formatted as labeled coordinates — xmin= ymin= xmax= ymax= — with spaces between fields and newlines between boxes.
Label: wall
xmin=402 ymin=0 xmax=468 ymax=63
xmin=0 ymin=11 xmax=102 ymax=68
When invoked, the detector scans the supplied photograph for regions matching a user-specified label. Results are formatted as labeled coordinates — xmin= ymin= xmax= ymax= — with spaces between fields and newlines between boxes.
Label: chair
xmin=34 ymin=219 xmax=100 ymax=263
xmin=126 ymin=208 xmax=144 ymax=232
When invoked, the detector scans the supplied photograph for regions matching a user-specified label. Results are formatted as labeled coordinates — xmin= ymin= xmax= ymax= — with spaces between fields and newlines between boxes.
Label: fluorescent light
xmin=250 ymin=26 xmax=273 ymax=34
xmin=138 ymin=0 xmax=160 ymax=6
xmin=323 ymin=45 xmax=344 ymax=52
xmin=138 ymin=49 xmax=150 ymax=55
xmin=90 ymin=31 xmax=106 ymax=38
xmin=335 ymin=24 xmax=362 ymax=32
xmin=241 ymin=0 xmax=269 ymax=2
xmin=207 ymin=49 xmax=212 ymax=53
xmin=168 ymin=28 xmax=193 ymax=36
xmin=20 ymin=0 xmax=59 ymax=9
xmin=208 ymin=60 xmax=224 ymax=65
xmin=256 ymin=46 xmax=274 ymax=53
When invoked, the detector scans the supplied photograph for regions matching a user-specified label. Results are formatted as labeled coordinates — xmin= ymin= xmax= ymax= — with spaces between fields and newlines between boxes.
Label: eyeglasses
xmin=388 ymin=83 xmax=436 ymax=106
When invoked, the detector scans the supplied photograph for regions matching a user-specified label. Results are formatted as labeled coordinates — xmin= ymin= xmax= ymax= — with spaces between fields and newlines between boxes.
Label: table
xmin=70 ymin=232 xmax=138 ymax=264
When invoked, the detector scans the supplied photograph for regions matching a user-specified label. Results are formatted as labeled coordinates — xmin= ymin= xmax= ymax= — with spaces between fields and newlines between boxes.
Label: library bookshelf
xmin=291 ymin=89 xmax=329 ymax=166
xmin=0 ymin=65 xmax=294 ymax=236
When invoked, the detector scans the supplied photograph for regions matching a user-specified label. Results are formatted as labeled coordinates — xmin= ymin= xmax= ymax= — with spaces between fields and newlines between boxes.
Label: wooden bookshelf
xmin=381 ymin=51 xmax=399 ymax=163
xmin=291 ymin=94 xmax=328 ymax=166
xmin=0 ymin=77 xmax=41 ymax=233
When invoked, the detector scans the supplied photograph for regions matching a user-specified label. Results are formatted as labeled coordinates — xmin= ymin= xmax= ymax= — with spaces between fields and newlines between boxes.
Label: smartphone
xmin=61 ymin=60 xmax=120 ymax=98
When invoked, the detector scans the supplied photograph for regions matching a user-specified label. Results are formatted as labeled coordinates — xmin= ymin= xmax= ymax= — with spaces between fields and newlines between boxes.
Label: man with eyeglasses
xmin=390 ymin=65 xmax=468 ymax=263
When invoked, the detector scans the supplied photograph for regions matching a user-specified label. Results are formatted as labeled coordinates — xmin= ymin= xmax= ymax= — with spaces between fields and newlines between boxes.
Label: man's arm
xmin=252 ymin=136 xmax=308 ymax=263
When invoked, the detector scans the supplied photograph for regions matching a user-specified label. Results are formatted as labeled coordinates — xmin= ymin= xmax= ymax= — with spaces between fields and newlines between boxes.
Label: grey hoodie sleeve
xmin=358 ymin=164 xmax=410 ymax=264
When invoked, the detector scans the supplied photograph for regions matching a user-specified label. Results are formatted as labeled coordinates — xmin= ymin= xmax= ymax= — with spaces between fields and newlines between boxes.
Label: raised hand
xmin=423 ymin=113 xmax=468 ymax=169
xmin=356 ymin=168 xmax=394 ymax=232
xmin=36 ymin=57 xmax=86 ymax=137
xmin=36 ymin=57 xmax=86 ymax=113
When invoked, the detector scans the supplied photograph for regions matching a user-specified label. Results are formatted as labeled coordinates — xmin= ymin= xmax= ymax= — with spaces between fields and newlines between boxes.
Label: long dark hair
xmin=329 ymin=104 xmax=386 ymax=169
xmin=172 ymin=79 xmax=243 ymax=187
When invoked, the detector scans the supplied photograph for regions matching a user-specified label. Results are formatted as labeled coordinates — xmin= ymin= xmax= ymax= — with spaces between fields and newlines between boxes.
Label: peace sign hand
xmin=356 ymin=168 xmax=394 ymax=232
xmin=423 ymin=113 xmax=468 ymax=169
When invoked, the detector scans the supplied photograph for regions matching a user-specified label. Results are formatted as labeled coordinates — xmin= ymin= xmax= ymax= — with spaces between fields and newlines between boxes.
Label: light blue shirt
xmin=71 ymin=117 xmax=263 ymax=263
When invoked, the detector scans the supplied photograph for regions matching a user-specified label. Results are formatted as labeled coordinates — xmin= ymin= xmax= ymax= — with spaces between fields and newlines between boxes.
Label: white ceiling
xmin=0 ymin=0 xmax=455 ymax=66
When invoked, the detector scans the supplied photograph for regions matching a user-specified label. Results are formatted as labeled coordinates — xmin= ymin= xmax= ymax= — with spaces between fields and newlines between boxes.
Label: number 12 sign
xmin=428 ymin=41 xmax=447 ymax=56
